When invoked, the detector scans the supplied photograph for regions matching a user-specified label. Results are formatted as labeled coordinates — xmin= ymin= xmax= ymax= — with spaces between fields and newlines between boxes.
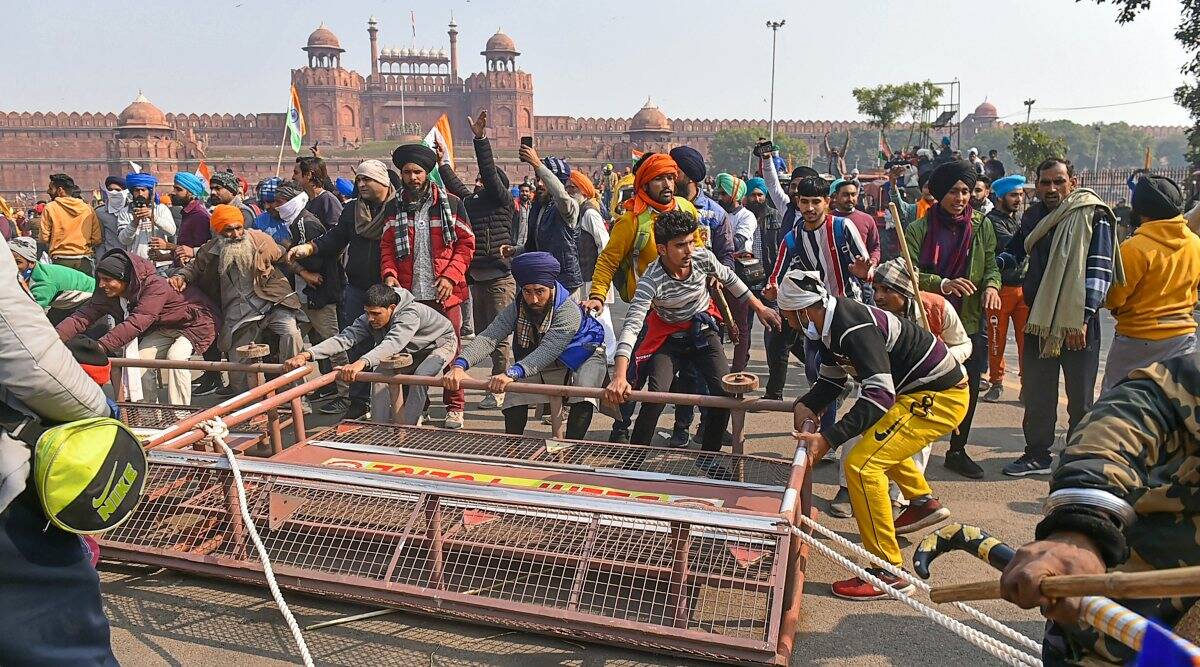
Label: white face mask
xmin=106 ymin=189 xmax=128 ymax=214
xmin=276 ymin=192 xmax=309 ymax=224
xmin=804 ymin=321 xmax=821 ymax=340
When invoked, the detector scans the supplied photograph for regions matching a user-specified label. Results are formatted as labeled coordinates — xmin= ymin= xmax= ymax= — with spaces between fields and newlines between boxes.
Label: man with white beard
xmin=170 ymin=204 xmax=305 ymax=400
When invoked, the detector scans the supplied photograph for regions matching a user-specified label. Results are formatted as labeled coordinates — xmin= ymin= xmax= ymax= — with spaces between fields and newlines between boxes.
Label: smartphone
xmin=520 ymin=136 xmax=533 ymax=148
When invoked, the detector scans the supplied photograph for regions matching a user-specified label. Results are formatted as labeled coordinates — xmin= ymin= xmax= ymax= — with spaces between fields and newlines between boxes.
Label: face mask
xmin=106 ymin=189 xmax=128 ymax=214
xmin=19 ymin=267 xmax=32 ymax=281
xmin=804 ymin=321 xmax=821 ymax=340
xmin=275 ymin=191 xmax=309 ymax=224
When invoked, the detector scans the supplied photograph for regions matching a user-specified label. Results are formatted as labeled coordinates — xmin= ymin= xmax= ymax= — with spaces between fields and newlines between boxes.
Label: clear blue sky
xmin=4 ymin=0 xmax=1191 ymax=126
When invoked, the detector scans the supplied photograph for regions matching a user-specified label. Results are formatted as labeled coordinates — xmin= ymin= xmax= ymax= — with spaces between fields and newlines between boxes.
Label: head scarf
xmin=873 ymin=258 xmax=915 ymax=301
xmin=335 ymin=177 xmax=355 ymax=198
xmin=511 ymin=251 xmax=561 ymax=288
xmin=568 ymin=170 xmax=597 ymax=200
xmin=95 ymin=252 xmax=132 ymax=283
xmin=928 ymin=160 xmax=978 ymax=200
xmin=828 ymin=178 xmax=854 ymax=197
xmin=391 ymin=143 xmax=437 ymax=173
xmin=276 ymin=190 xmax=309 ymax=225
xmin=173 ymin=172 xmax=207 ymax=199
xmin=257 ymin=176 xmax=282 ymax=203
xmin=716 ymin=173 xmax=746 ymax=200
xmin=275 ymin=181 xmax=303 ymax=202
xmin=992 ymin=175 xmax=1025 ymax=198
xmin=209 ymin=171 xmax=241 ymax=195
xmin=9 ymin=236 xmax=37 ymax=264
xmin=355 ymin=159 xmax=390 ymax=186
xmin=1133 ymin=175 xmax=1184 ymax=221
xmin=624 ymin=153 xmax=680 ymax=216
xmin=104 ymin=175 xmax=126 ymax=190
xmin=125 ymin=172 xmax=157 ymax=191
xmin=791 ymin=166 xmax=820 ymax=181
xmin=210 ymin=204 xmax=243 ymax=235
xmin=746 ymin=177 xmax=769 ymax=197
xmin=776 ymin=269 xmax=828 ymax=311
xmin=541 ymin=156 xmax=571 ymax=183
xmin=669 ymin=146 xmax=706 ymax=184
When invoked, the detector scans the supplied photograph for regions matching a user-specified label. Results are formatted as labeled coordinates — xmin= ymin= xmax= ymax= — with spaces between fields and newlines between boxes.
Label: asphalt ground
xmin=104 ymin=306 xmax=1134 ymax=666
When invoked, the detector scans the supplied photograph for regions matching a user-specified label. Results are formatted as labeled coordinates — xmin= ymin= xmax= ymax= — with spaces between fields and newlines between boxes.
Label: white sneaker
xmin=444 ymin=411 xmax=464 ymax=430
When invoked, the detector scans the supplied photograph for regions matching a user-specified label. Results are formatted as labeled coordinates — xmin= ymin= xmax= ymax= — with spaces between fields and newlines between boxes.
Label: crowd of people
xmin=5 ymin=107 xmax=1200 ymax=658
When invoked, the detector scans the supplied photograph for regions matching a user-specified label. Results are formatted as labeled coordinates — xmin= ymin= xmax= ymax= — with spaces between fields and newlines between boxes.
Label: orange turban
xmin=210 ymin=204 xmax=243 ymax=235
xmin=568 ymin=170 xmax=598 ymax=200
xmin=624 ymin=153 xmax=679 ymax=216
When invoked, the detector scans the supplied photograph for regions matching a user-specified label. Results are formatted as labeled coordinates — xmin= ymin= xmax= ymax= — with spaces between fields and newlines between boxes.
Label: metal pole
xmin=766 ymin=20 xmax=785 ymax=142
xmin=1023 ymin=98 xmax=1036 ymax=124
xmin=1094 ymin=126 xmax=1102 ymax=173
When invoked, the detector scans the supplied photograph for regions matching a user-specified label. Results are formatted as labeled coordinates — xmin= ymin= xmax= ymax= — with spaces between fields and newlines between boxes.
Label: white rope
xmin=791 ymin=526 xmax=1042 ymax=667
xmin=199 ymin=418 xmax=315 ymax=667
xmin=798 ymin=515 xmax=1043 ymax=654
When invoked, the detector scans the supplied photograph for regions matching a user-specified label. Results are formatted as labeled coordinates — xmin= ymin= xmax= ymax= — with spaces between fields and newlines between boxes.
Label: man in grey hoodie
xmin=284 ymin=283 xmax=456 ymax=425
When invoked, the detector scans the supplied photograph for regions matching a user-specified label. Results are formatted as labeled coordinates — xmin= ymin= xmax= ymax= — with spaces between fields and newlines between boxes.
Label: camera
xmin=130 ymin=194 xmax=149 ymax=209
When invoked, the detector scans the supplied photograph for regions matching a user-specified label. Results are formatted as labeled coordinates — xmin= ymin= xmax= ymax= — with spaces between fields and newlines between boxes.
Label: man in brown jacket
xmin=169 ymin=204 xmax=304 ymax=396
xmin=41 ymin=173 xmax=101 ymax=275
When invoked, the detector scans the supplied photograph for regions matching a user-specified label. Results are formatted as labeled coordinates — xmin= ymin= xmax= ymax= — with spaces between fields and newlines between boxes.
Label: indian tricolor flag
xmin=631 ymin=148 xmax=645 ymax=161
xmin=422 ymin=114 xmax=455 ymax=185
xmin=286 ymin=85 xmax=306 ymax=154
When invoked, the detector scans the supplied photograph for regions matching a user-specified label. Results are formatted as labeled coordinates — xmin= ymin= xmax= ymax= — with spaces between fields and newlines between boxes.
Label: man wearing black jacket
xmin=436 ymin=111 xmax=516 ymax=410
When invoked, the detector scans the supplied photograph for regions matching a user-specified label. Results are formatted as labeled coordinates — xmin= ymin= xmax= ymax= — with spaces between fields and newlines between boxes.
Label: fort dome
xmin=629 ymin=99 xmax=671 ymax=132
xmin=117 ymin=93 xmax=169 ymax=129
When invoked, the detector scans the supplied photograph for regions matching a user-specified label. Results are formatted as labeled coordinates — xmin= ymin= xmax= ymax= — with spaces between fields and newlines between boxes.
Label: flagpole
xmin=275 ymin=112 xmax=289 ymax=177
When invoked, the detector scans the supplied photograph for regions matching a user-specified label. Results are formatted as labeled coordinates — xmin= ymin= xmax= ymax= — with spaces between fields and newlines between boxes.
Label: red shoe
xmin=893 ymin=498 xmax=950 ymax=535
xmin=831 ymin=568 xmax=915 ymax=601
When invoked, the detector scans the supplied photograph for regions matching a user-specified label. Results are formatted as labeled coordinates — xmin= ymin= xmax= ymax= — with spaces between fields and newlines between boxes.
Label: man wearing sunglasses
xmin=996 ymin=158 xmax=1122 ymax=477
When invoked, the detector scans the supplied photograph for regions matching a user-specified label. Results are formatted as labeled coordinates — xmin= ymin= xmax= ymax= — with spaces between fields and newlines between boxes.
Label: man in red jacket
xmin=382 ymin=142 xmax=475 ymax=428
xmin=56 ymin=249 xmax=219 ymax=405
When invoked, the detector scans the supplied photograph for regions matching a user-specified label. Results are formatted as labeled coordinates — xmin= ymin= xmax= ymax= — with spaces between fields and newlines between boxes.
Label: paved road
xmin=106 ymin=306 xmax=1138 ymax=665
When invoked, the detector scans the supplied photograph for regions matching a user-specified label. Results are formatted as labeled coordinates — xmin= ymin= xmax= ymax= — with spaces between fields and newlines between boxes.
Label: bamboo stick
xmin=930 ymin=564 xmax=1200 ymax=604
xmin=888 ymin=201 xmax=931 ymax=332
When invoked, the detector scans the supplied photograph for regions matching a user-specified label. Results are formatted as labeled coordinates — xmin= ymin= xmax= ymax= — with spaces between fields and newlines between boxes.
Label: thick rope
xmin=791 ymin=526 xmax=1042 ymax=667
xmin=798 ymin=515 xmax=1043 ymax=654
xmin=199 ymin=418 xmax=315 ymax=667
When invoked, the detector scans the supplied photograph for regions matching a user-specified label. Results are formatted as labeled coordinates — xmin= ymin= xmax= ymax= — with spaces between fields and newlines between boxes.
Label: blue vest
xmin=513 ymin=283 xmax=604 ymax=371
xmin=527 ymin=200 xmax=583 ymax=291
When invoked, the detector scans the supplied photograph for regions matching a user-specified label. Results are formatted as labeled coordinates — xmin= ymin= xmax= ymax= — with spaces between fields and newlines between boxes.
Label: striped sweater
xmin=615 ymin=247 xmax=750 ymax=359
xmin=797 ymin=297 xmax=966 ymax=447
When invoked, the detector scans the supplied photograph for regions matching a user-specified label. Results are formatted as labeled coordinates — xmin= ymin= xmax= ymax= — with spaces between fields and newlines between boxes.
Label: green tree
xmin=1009 ymin=124 xmax=1070 ymax=175
xmin=1156 ymin=133 xmax=1190 ymax=167
xmin=707 ymin=126 xmax=810 ymax=175
xmin=1091 ymin=0 xmax=1200 ymax=164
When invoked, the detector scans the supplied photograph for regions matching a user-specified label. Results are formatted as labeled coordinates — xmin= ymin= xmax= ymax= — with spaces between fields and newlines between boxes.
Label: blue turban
xmin=104 ymin=175 xmax=125 ymax=190
xmin=746 ymin=177 xmax=769 ymax=197
xmin=828 ymin=178 xmax=848 ymax=196
xmin=125 ymin=172 xmax=157 ymax=191
xmin=669 ymin=146 xmax=706 ymax=183
xmin=173 ymin=172 xmax=206 ymax=198
xmin=511 ymin=251 xmax=561 ymax=288
xmin=335 ymin=177 xmax=354 ymax=198
xmin=992 ymin=175 xmax=1026 ymax=198
xmin=541 ymin=157 xmax=571 ymax=183
xmin=258 ymin=177 xmax=282 ymax=202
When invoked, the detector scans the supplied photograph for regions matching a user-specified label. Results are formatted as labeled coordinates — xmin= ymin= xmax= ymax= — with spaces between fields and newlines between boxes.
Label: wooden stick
xmin=930 ymin=564 xmax=1200 ymax=604
xmin=888 ymin=201 xmax=931 ymax=332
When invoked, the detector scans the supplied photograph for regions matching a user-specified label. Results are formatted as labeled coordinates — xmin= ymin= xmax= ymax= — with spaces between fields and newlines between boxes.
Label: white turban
xmin=776 ymin=269 xmax=828 ymax=311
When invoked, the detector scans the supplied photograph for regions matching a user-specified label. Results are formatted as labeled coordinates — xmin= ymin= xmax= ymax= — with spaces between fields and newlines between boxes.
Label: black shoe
xmin=608 ymin=429 xmax=630 ymax=444
xmin=310 ymin=384 xmax=337 ymax=401
xmin=764 ymin=392 xmax=783 ymax=401
xmin=341 ymin=401 xmax=369 ymax=421
xmin=667 ymin=426 xmax=690 ymax=448
xmin=192 ymin=371 xmax=219 ymax=387
xmin=320 ymin=397 xmax=353 ymax=415
xmin=215 ymin=383 xmax=240 ymax=397
xmin=944 ymin=449 xmax=984 ymax=479
xmin=1002 ymin=455 xmax=1052 ymax=477
xmin=982 ymin=385 xmax=1003 ymax=403
xmin=194 ymin=376 xmax=223 ymax=396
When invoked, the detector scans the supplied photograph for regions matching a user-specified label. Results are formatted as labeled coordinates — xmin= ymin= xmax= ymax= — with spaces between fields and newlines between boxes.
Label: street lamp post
xmin=766 ymin=19 xmax=786 ymax=141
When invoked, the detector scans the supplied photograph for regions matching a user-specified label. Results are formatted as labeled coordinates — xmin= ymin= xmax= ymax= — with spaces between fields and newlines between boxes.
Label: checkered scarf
xmin=514 ymin=286 xmax=557 ymax=352
xmin=391 ymin=181 xmax=457 ymax=260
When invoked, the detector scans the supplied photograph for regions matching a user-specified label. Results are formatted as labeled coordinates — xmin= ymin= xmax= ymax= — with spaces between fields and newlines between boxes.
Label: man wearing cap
xmin=983 ymin=175 xmax=1029 ymax=403
xmin=288 ymin=159 xmax=394 ymax=420
xmin=163 ymin=172 xmax=211 ymax=265
xmin=42 ymin=173 xmax=101 ymax=275
xmin=382 ymin=141 xmax=474 ymax=429
xmin=58 ymin=248 xmax=218 ymax=406
xmin=170 ymin=204 xmax=303 ymax=398
xmin=209 ymin=171 xmax=254 ymax=227
xmin=744 ymin=177 xmax=782 ymax=275
xmin=10 ymin=236 xmax=94 ymax=324
xmin=117 ymin=172 xmax=176 ymax=275
xmin=670 ymin=146 xmax=735 ymax=271
xmin=780 ymin=269 xmax=965 ymax=599
xmin=996 ymin=158 xmax=1122 ymax=477
xmin=1101 ymin=175 xmax=1200 ymax=392
xmin=904 ymin=160 xmax=1000 ymax=479
xmin=713 ymin=172 xmax=759 ymax=372
xmin=446 ymin=252 xmax=608 ymax=439
xmin=968 ymin=147 xmax=985 ymax=174
xmin=504 ymin=146 xmax=583 ymax=297
xmin=94 ymin=176 xmax=127 ymax=260
xmin=437 ymin=112 xmax=518 ymax=409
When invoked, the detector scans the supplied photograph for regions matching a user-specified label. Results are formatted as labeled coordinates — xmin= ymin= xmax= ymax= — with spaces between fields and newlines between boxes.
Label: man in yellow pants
xmin=779 ymin=269 xmax=968 ymax=600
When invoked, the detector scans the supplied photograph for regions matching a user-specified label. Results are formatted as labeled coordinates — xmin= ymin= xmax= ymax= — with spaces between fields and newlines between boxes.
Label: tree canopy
xmin=708 ymin=126 xmax=810 ymax=175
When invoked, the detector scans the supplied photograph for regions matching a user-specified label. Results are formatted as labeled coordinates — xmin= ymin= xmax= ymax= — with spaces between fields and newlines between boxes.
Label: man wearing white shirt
xmin=715 ymin=173 xmax=759 ymax=372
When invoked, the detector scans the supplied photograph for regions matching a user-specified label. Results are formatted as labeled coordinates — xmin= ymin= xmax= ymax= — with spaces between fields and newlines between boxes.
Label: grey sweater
xmin=308 ymin=286 xmax=456 ymax=369
xmin=458 ymin=295 xmax=582 ymax=377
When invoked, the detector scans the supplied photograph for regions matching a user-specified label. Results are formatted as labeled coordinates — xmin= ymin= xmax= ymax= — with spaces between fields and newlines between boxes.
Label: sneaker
xmin=479 ymin=393 xmax=504 ymax=410
xmin=310 ymin=385 xmax=337 ymax=401
xmin=444 ymin=411 xmax=464 ymax=430
xmin=541 ymin=414 xmax=553 ymax=425
xmin=893 ymin=498 xmax=950 ymax=535
xmin=215 ymin=383 xmax=240 ymax=398
xmin=667 ymin=426 xmax=690 ymax=448
xmin=341 ymin=401 xmax=369 ymax=421
xmin=300 ymin=398 xmax=313 ymax=415
xmin=831 ymin=569 xmax=915 ymax=601
xmin=320 ymin=397 xmax=353 ymax=415
xmin=827 ymin=487 xmax=853 ymax=518
xmin=1002 ymin=455 xmax=1052 ymax=477
xmin=194 ymin=376 xmax=224 ymax=396
xmin=977 ymin=380 xmax=992 ymax=394
xmin=982 ymin=385 xmax=1003 ymax=403
xmin=192 ymin=371 xmax=219 ymax=387
xmin=608 ymin=429 xmax=630 ymax=444
xmin=944 ymin=449 xmax=984 ymax=479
